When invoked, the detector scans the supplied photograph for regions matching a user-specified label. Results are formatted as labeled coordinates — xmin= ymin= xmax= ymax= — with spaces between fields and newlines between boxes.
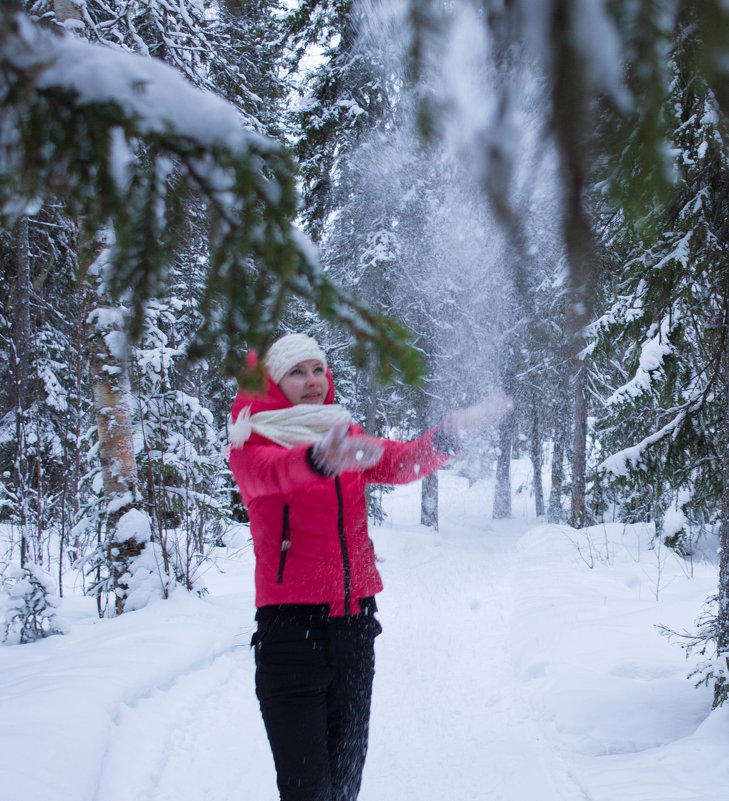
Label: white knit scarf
xmin=229 ymin=404 xmax=352 ymax=449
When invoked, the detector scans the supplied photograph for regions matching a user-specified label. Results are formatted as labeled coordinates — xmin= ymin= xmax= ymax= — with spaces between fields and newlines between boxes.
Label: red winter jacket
xmin=229 ymin=368 xmax=452 ymax=617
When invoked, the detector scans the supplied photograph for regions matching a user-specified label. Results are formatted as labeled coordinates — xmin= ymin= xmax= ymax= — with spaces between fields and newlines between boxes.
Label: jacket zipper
xmin=277 ymin=504 xmax=291 ymax=583
xmin=335 ymin=477 xmax=352 ymax=615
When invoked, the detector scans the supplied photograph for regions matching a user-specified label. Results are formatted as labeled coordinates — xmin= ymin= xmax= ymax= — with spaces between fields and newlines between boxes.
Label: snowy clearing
xmin=1 ymin=462 xmax=726 ymax=801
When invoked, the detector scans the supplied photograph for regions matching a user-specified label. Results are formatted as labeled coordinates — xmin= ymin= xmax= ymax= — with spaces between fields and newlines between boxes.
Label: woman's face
xmin=278 ymin=359 xmax=329 ymax=405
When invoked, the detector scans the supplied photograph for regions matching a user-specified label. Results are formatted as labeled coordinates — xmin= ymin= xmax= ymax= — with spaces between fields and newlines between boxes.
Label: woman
xmin=229 ymin=333 xmax=510 ymax=801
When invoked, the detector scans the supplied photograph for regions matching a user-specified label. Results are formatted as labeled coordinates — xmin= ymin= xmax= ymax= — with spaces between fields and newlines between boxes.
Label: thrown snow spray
xmin=323 ymin=0 xmax=563 ymax=424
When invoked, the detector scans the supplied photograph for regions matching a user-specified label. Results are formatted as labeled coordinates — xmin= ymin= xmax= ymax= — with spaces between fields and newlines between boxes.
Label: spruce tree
xmin=591 ymin=5 xmax=729 ymax=704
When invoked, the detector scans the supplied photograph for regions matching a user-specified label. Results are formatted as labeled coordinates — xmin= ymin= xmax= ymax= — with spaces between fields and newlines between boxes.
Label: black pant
xmin=252 ymin=601 xmax=382 ymax=801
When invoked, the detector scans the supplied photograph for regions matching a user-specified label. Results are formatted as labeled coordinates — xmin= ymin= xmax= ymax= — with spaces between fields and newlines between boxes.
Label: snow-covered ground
xmin=1 ymin=462 xmax=726 ymax=801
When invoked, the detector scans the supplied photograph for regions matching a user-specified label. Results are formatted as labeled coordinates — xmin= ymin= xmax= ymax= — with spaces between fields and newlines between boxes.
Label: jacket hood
xmin=231 ymin=350 xmax=336 ymax=426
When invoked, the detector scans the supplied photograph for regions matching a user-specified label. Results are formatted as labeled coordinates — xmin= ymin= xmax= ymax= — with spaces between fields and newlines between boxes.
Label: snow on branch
xmin=599 ymin=409 xmax=687 ymax=477
xmin=6 ymin=13 xmax=272 ymax=158
xmin=606 ymin=313 xmax=679 ymax=405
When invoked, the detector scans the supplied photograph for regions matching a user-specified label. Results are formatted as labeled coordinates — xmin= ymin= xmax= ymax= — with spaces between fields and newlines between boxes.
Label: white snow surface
xmin=1 ymin=462 xmax=725 ymax=801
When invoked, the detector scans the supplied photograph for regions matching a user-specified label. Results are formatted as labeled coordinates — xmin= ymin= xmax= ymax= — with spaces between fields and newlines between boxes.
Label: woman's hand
xmin=310 ymin=423 xmax=384 ymax=476
xmin=442 ymin=390 xmax=513 ymax=440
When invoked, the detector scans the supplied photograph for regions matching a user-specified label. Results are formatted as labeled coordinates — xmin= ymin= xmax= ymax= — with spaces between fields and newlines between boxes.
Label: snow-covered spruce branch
xmin=77 ymin=0 xmax=267 ymax=129
xmin=0 ymin=10 xmax=422 ymax=384
xmin=599 ymin=408 xmax=690 ymax=476
xmin=605 ymin=313 xmax=679 ymax=406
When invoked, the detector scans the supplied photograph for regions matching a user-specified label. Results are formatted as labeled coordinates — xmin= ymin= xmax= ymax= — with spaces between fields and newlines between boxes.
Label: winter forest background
xmin=2 ymin=0 xmax=729 ymax=735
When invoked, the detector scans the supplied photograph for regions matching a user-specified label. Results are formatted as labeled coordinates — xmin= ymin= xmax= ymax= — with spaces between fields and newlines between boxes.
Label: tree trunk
xmin=12 ymin=216 xmax=31 ymax=568
xmin=493 ymin=414 xmax=513 ymax=519
xmin=551 ymin=0 xmax=595 ymax=531
xmin=361 ymin=359 xmax=379 ymax=515
xmin=54 ymin=0 xmax=82 ymax=25
xmin=529 ymin=398 xmax=544 ymax=517
xmin=88 ymin=309 xmax=137 ymax=503
xmin=548 ymin=415 xmax=566 ymax=524
xmin=570 ymin=359 xmax=588 ymax=528
xmin=419 ymin=451 xmax=439 ymax=529
xmin=362 ymin=360 xmax=378 ymax=437
xmin=415 ymin=390 xmax=439 ymax=530
xmin=87 ymin=300 xmax=153 ymax=615
xmin=12 ymin=217 xmax=31 ymax=410
xmin=548 ymin=388 xmax=569 ymax=523
xmin=715 ymin=342 xmax=729 ymax=707
xmin=421 ymin=472 xmax=439 ymax=529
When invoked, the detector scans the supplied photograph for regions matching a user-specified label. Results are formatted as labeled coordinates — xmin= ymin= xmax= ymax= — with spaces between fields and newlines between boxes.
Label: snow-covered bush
xmin=1 ymin=562 xmax=64 ymax=644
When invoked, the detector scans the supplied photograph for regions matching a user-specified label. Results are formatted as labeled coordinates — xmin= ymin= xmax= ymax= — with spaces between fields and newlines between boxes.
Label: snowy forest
xmin=2 ymin=1 xmax=729 ymax=796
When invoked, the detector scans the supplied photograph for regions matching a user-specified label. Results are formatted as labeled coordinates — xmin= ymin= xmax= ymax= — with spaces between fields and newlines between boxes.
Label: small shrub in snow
xmin=1 ymin=563 xmax=64 ymax=644
xmin=659 ymin=593 xmax=729 ymax=708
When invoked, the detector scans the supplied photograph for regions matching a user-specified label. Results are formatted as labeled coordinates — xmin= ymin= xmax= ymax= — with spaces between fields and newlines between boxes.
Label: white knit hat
xmin=263 ymin=334 xmax=327 ymax=384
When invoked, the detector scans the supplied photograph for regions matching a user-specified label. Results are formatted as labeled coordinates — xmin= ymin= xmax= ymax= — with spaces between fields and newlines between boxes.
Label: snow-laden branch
xmin=606 ymin=312 xmax=679 ymax=405
xmin=6 ymin=13 xmax=272 ymax=158
xmin=599 ymin=409 xmax=687 ymax=476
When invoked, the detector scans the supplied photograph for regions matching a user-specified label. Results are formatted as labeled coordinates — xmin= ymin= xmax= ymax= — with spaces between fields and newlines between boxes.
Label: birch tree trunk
xmin=83 ymin=239 xmax=164 ymax=614
xmin=87 ymin=303 xmax=154 ymax=615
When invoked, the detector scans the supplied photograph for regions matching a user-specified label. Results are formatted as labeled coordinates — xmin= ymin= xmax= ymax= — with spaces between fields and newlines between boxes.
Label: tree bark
xmin=529 ymin=397 xmax=545 ymax=517
xmin=570 ymin=359 xmax=588 ymax=528
xmin=87 ymin=301 xmax=151 ymax=615
xmin=421 ymin=472 xmax=439 ymax=529
xmin=415 ymin=389 xmax=439 ymax=529
xmin=12 ymin=216 xmax=31 ymax=568
xmin=362 ymin=360 xmax=379 ymax=437
xmin=715 ymin=340 xmax=729 ymax=707
xmin=54 ymin=0 xmax=82 ymax=24
xmin=360 ymin=359 xmax=379 ymax=515
xmin=493 ymin=414 xmax=513 ymax=519
xmin=12 ymin=216 xmax=31 ymax=411
xmin=548 ymin=401 xmax=567 ymax=523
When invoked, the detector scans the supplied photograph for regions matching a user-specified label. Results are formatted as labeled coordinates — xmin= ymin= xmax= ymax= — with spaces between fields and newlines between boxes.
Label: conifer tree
xmin=591 ymin=5 xmax=729 ymax=704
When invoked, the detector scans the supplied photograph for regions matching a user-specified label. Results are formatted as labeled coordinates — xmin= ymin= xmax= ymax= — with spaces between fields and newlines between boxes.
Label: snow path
xmin=365 ymin=506 xmax=587 ymax=800
xmin=95 ymin=649 xmax=276 ymax=801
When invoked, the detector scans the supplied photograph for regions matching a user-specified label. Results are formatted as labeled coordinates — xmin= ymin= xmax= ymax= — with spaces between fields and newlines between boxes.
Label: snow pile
xmin=111 ymin=508 xmax=173 ymax=612
xmin=0 ymin=581 xmax=257 ymax=801
xmin=367 ymin=475 xmax=724 ymax=801
xmin=512 ymin=523 xmax=714 ymax=755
